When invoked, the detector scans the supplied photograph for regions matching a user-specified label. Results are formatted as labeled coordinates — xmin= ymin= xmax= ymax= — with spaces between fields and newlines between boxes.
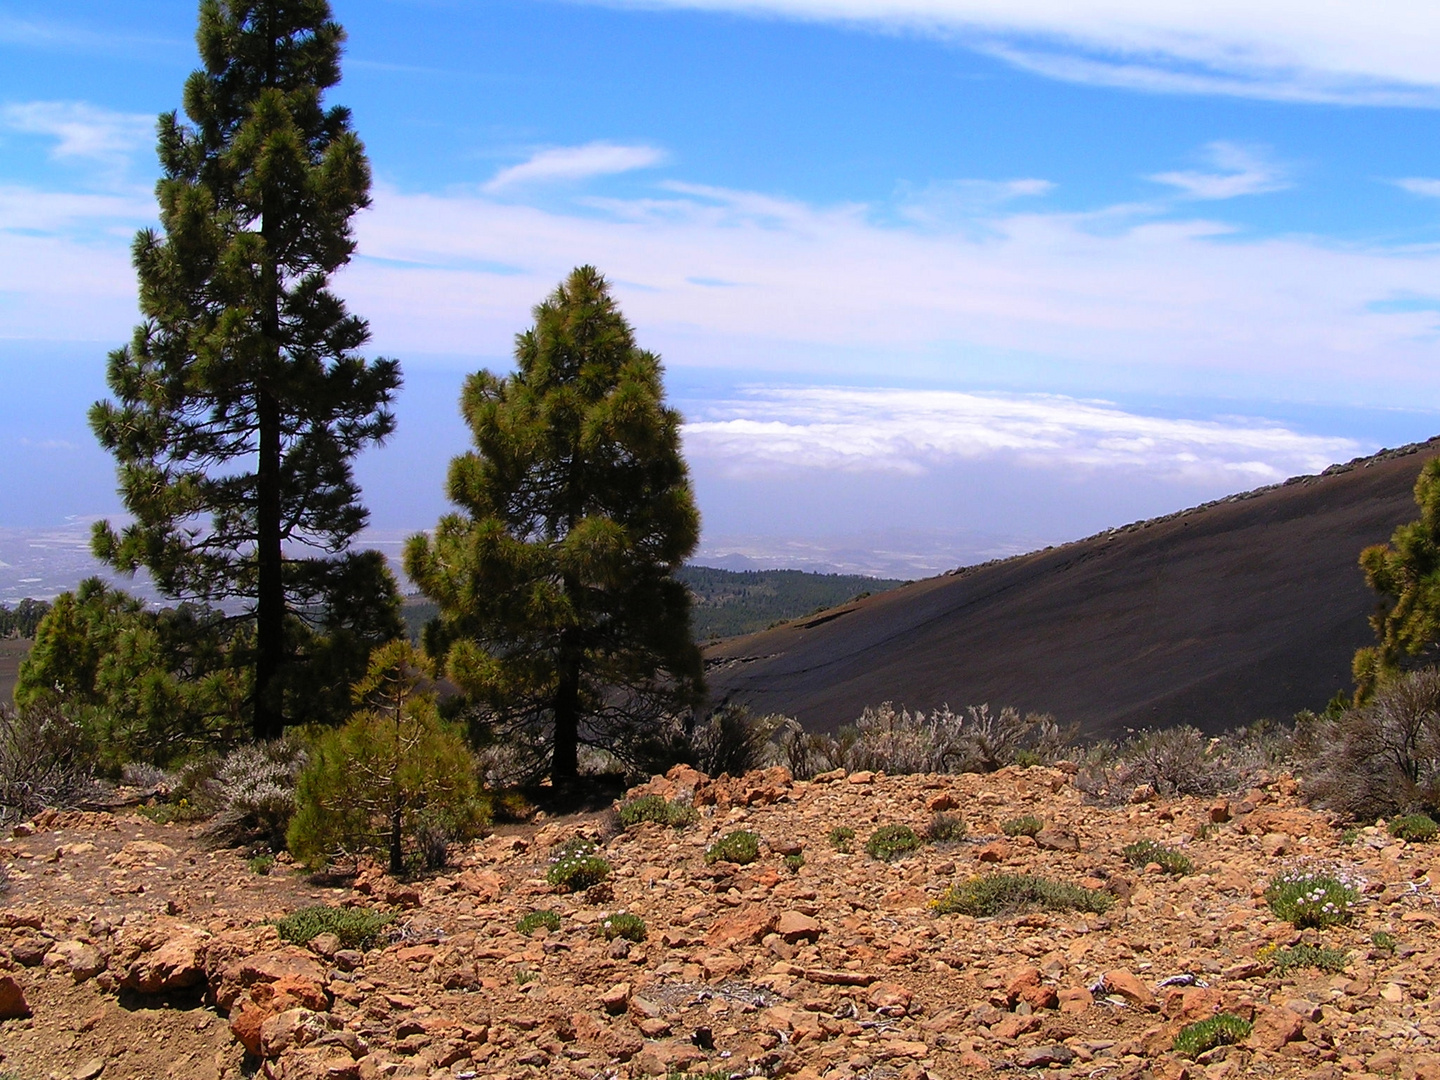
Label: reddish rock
xmin=1249 ymin=1005 xmax=1305 ymax=1051
xmin=991 ymin=1013 xmax=1042 ymax=1039
xmin=927 ymin=792 xmax=960 ymax=812
xmin=977 ymin=841 xmax=1011 ymax=863
xmin=124 ymin=932 xmax=206 ymax=994
xmin=1058 ymin=987 xmax=1093 ymax=1014
xmin=868 ymin=981 xmax=914 ymax=1016
xmin=775 ymin=911 xmax=822 ymax=943
xmin=1102 ymin=969 xmax=1155 ymax=1009
xmin=214 ymin=949 xmax=328 ymax=1012
xmin=1034 ymin=829 xmax=1079 ymax=852
xmin=259 ymin=1007 xmax=335 ymax=1058
xmin=456 ymin=869 xmax=505 ymax=901
xmin=0 ymin=974 xmax=31 ymax=1020
xmin=600 ymin=982 xmax=631 ymax=1014
xmin=705 ymin=905 xmax=776 ymax=948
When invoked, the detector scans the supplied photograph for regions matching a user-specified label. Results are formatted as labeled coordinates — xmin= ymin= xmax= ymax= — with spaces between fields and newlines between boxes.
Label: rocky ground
xmin=1 ymin=764 xmax=1438 ymax=1080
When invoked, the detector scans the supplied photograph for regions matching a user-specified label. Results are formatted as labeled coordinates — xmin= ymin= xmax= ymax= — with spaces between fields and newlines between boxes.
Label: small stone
xmin=867 ymin=981 xmax=914 ymax=1016
xmin=1017 ymin=1045 xmax=1077 ymax=1068
xmin=977 ymin=841 xmax=1010 ymax=863
xmin=73 ymin=1059 xmax=105 ymax=1080
xmin=0 ymin=974 xmax=32 ymax=1020
xmin=1101 ymin=969 xmax=1154 ymax=1009
xmin=776 ymin=911 xmax=822 ymax=943
xmin=601 ymin=982 xmax=631 ymax=1014
xmin=1248 ymin=1005 xmax=1304 ymax=1051
xmin=1035 ymin=829 xmax=1079 ymax=852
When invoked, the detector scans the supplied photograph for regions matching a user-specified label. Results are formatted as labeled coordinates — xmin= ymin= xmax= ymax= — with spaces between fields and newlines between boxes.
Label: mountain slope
xmin=704 ymin=439 xmax=1440 ymax=739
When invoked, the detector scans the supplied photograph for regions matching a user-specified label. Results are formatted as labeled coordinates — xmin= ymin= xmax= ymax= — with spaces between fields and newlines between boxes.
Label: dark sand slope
xmin=704 ymin=438 xmax=1440 ymax=740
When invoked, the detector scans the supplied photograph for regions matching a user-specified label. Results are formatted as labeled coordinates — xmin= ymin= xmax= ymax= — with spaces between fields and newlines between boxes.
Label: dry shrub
xmin=0 ymin=702 xmax=96 ymax=826
xmin=194 ymin=739 xmax=307 ymax=848
xmin=1302 ymin=667 xmax=1440 ymax=821
xmin=690 ymin=705 xmax=777 ymax=777
xmin=1074 ymin=725 xmax=1258 ymax=804
xmin=775 ymin=702 xmax=1068 ymax=779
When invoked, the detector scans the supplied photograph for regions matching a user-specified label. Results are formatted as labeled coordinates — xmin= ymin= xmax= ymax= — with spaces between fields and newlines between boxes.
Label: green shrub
xmin=705 ymin=830 xmax=761 ymax=865
xmin=1122 ymin=839 xmax=1193 ymax=875
xmin=516 ymin=909 xmax=561 ymax=936
xmin=1172 ymin=1014 xmax=1252 ymax=1058
xmin=1340 ymin=828 xmax=1359 ymax=846
xmin=784 ymin=852 xmax=805 ymax=873
xmin=275 ymin=905 xmax=392 ymax=951
xmin=547 ymin=838 xmax=612 ymax=892
xmin=287 ymin=642 xmax=489 ymax=874
xmin=1372 ymin=930 xmax=1397 ymax=953
xmin=1001 ymin=815 xmax=1043 ymax=837
xmin=247 ymin=854 xmax=275 ymax=876
xmin=927 ymin=812 xmax=967 ymax=844
xmin=515 ymin=967 xmax=538 ymax=985
xmin=932 ymin=874 xmax=1114 ymax=917
xmin=597 ymin=912 xmax=647 ymax=942
xmin=865 ymin=824 xmax=921 ymax=861
xmin=1264 ymin=870 xmax=1358 ymax=929
xmin=1266 ymin=944 xmax=1349 ymax=974
xmin=828 ymin=825 xmax=856 ymax=852
xmin=616 ymin=794 xmax=698 ymax=829
xmin=1388 ymin=813 xmax=1439 ymax=842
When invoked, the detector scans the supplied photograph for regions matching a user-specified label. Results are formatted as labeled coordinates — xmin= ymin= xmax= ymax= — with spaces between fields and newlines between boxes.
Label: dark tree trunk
xmin=552 ymin=643 xmax=580 ymax=787
xmin=389 ymin=802 xmax=404 ymax=876
xmin=255 ymin=388 xmax=285 ymax=740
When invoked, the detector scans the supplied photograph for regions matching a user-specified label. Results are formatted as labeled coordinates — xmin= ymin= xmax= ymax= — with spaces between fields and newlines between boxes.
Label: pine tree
xmin=1354 ymin=458 xmax=1440 ymax=701
xmin=405 ymin=266 xmax=704 ymax=786
xmin=89 ymin=0 xmax=401 ymax=739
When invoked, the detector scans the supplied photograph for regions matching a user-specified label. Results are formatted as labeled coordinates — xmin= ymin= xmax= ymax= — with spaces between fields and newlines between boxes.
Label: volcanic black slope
xmin=704 ymin=439 xmax=1440 ymax=740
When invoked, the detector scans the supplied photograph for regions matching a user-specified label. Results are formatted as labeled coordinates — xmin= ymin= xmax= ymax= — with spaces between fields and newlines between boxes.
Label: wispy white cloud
xmin=1395 ymin=177 xmax=1440 ymax=198
xmin=898 ymin=177 xmax=1054 ymax=227
xmin=1148 ymin=142 xmax=1290 ymax=201
xmin=483 ymin=142 xmax=667 ymax=192
xmin=682 ymin=386 xmax=1363 ymax=484
xmin=1 ymin=101 xmax=153 ymax=167
xmin=576 ymin=1 xmax=1440 ymax=105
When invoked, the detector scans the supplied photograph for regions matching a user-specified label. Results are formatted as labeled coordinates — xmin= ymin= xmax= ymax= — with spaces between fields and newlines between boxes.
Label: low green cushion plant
xmin=927 ymin=812 xmax=967 ymax=844
xmin=1388 ymin=813 xmax=1439 ymax=842
xmin=596 ymin=912 xmax=647 ymax=942
xmin=1264 ymin=869 xmax=1357 ymax=929
xmin=1001 ymin=815 xmax=1043 ymax=838
xmin=547 ymin=838 xmax=612 ymax=892
xmin=275 ymin=905 xmax=392 ymax=951
xmin=705 ymin=830 xmax=761 ymax=865
xmin=516 ymin=909 xmax=561 ymax=936
xmin=1122 ymin=839 xmax=1193 ymax=875
xmin=827 ymin=826 xmax=856 ymax=852
xmin=1265 ymin=943 xmax=1349 ymax=974
xmin=865 ymin=824 xmax=921 ymax=861
xmin=1172 ymin=1014 xmax=1252 ymax=1058
xmin=932 ymin=873 xmax=1114 ymax=917
xmin=616 ymin=794 xmax=699 ymax=829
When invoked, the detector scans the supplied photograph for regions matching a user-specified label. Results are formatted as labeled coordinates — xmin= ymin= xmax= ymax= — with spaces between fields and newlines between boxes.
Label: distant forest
xmin=400 ymin=565 xmax=906 ymax=644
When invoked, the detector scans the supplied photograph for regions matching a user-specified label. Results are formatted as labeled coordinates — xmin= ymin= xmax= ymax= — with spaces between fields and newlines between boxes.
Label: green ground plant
xmin=1001 ymin=815 xmax=1043 ymax=837
xmin=1172 ymin=1014 xmax=1252 ymax=1058
xmin=865 ymin=824 xmax=922 ymax=861
xmin=784 ymin=852 xmax=805 ymax=872
xmin=828 ymin=826 xmax=856 ymax=852
xmin=597 ymin=912 xmax=647 ymax=942
xmin=1388 ymin=813 xmax=1439 ymax=842
xmin=247 ymin=855 xmax=275 ymax=876
xmin=275 ymin=905 xmax=392 ymax=951
xmin=616 ymin=794 xmax=699 ymax=829
xmin=705 ymin=830 xmax=761 ymax=865
xmin=932 ymin=873 xmax=1114 ymax=917
xmin=1123 ymin=839 xmax=1193 ymax=875
xmin=1265 ymin=944 xmax=1349 ymax=974
xmin=547 ymin=838 xmax=612 ymax=892
xmin=516 ymin=910 xmax=561 ymax=936
xmin=1264 ymin=870 xmax=1358 ymax=929
xmin=1372 ymin=930 xmax=1397 ymax=952
xmin=927 ymin=812 xmax=967 ymax=844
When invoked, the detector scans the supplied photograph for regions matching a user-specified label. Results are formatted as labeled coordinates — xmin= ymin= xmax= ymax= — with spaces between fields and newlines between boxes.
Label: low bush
xmin=1266 ymin=944 xmax=1349 ymax=974
xmin=705 ymin=830 xmax=761 ymax=865
xmin=616 ymin=794 xmax=699 ymax=830
xmin=932 ymin=874 xmax=1114 ymax=917
xmin=275 ymin=905 xmax=392 ymax=951
xmin=1301 ymin=669 xmax=1440 ymax=821
xmin=547 ymin=838 xmax=612 ymax=892
xmin=689 ymin=705 xmax=778 ymax=778
xmin=927 ymin=812 xmax=967 ymax=844
xmin=1388 ymin=813 xmax=1439 ymax=842
xmin=1372 ymin=930 xmax=1397 ymax=952
xmin=597 ymin=912 xmax=647 ymax=942
xmin=1172 ymin=1014 xmax=1252 ymax=1058
xmin=516 ymin=910 xmax=561 ymax=936
xmin=247 ymin=854 xmax=275 ymax=876
xmin=784 ymin=852 xmax=805 ymax=872
xmin=1001 ymin=815 xmax=1043 ymax=838
xmin=202 ymin=738 xmax=307 ymax=848
xmin=1076 ymin=726 xmax=1241 ymax=804
xmin=1264 ymin=869 xmax=1358 ymax=929
xmin=1122 ymin=840 xmax=1193 ymax=875
xmin=828 ymin=826 xmax=856 ymax=852
xmin=0 ymin=702 xmax=96 ymax=826
xmin=866 ymin=824 xmax=922 ymax=860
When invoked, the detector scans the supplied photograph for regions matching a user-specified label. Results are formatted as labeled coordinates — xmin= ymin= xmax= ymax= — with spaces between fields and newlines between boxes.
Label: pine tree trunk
xmin=389 ymin=802 xmax=404 ymax=876
xmin=552 ymin=642 xmax=580 ymax=787
xmin=255 ymin=388 xmax=285 ymax=740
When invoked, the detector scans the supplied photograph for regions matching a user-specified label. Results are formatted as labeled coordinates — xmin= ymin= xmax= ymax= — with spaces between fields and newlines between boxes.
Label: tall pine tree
xmin=405 ymin=266 xmax=704 ymax=785
xmin=90 ymin=0 xmax=401 ymax=739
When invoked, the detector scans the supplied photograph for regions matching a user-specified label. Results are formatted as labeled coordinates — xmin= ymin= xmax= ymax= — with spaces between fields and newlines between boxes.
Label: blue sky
xmin=5 ymin=0 xmax=1440 ymax=574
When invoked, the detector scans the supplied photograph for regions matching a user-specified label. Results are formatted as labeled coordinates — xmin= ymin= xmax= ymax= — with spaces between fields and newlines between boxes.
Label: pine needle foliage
xmin=405 ymin=266 xmax=703 ymax=785
xmin=287 ymin=641 xmax=488 ymax=874
xmin=89 ymin=0 xmax=402 ymax=739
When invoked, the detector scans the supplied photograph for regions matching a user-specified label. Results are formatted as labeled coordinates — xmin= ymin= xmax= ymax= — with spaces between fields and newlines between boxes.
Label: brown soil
xmin=705 ymin=439 xmax=1440 ymax=738
xmin=2 ymin=766 xmax=1437 ymax=1080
